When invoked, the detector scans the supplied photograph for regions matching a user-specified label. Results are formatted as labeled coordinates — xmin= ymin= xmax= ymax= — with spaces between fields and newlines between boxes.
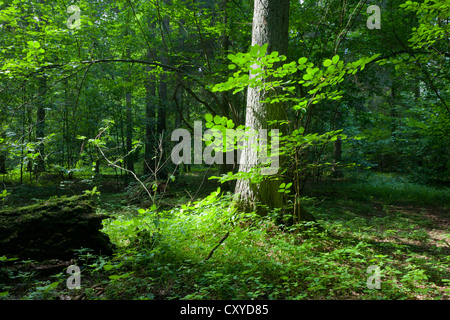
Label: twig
xmin=192 ymin=164 xmax=213 ymax=200
xmin=205 ymin=232 xmax=230 ymax=261
xmin=93 ymin=128 xmax=155 ymax=205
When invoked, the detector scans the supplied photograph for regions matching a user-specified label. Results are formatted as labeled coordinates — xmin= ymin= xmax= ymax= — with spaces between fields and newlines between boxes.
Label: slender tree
xmin=35 ymin=74 xmax=47 ymax=176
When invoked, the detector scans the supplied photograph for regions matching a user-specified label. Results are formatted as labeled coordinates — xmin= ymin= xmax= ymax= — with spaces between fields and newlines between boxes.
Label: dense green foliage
xmin=0 ymin=0 xmax=448 ymax=301
xmin=0 ymin=0 xmax=448 ymax=184
xmin=1 ymin=170 xmax=449 ymax=300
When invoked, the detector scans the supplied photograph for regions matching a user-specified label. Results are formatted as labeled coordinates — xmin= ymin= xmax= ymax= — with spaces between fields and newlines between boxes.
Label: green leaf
xmin=323 ymin=59 xmax=332 ymax=67
xmin=103 ymin=264 xmax=115 ymax=271
xmin=0 ymin=256 xmax=15 ymax=262
xmin=332 ymin=55 xmax=340 ymax=64
xmin=250 ymin=44 xmax=260 ymax=56
xmin=214 ymin=115 xmax=222 ymax=125
xmin=205 ymin=113 xmax=213 ymax=122
xmin=27 ymin=41 xmax=40 ymax=49
xmin=257 ymin=44 xmax=268 ymax=57
xmin=48 ymin=282 xmax=59 ymax=290
xmin=298 ymin=57 xmax=308 ymax=65
xmin=227 ymin=53 xmax=236 ymax=61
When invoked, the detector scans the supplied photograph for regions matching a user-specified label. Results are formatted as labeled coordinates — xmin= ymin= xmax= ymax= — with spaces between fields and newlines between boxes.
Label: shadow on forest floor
xmin=1 ymin=170 xmax=449 ymax=300
xmin=301 ymin=172 xmax=449 ymax=286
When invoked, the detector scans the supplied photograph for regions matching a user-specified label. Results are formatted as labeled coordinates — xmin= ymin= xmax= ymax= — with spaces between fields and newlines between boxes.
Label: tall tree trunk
xmin=124 ymin=19 xmax=134 ymax=176
xmin=64 ymin=78 xmax=72 ymax=170
xmin=144 ymin=57 xmax=157 ymax=176
xmin=414 ymin=82 xmax=420 ymax=102
xmin=156 ymin=64 xmax=167 ymax=180
xmin=234 ymin=0 xmax=290 ymax=214
xmin=155 ymin=6 xmax=170 ymax=180
xmin=20 ymin=86 xmax=27 ymax=183
xmin=332 ymin=110 xmax=343 ymax=178
xmin=332 ymin=137 xmax=343 ymax=178
xmin=33 ymin=1 xmax=48 ymax=178
xmin=126 ymin=77 xmax=134 ymax=175
xmin=143 ymin=15 xmax=157 ymax=177
xmin=0 ymin=154 xmax=6 ymax=175
xmin=35 ymin=74 xmax=46 ymax=176
xmin=0 ymin=128 xmax=7 ymax=175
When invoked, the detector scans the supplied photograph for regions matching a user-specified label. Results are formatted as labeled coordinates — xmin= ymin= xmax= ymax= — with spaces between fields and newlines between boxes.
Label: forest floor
xmin=0 ymin=169 xmax=449 ymax=300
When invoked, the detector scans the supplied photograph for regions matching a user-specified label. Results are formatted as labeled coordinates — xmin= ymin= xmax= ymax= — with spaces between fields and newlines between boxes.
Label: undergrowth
xmin=1 ymin=172 xmax=449 ymax=300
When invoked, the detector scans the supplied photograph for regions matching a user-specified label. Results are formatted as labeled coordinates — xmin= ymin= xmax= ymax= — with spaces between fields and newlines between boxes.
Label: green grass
xmin=1 ymin=171 xmax=449 ymax=300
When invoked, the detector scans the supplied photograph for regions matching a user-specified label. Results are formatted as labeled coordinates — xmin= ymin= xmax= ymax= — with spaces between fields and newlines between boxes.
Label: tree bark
xmin=144 ymin=56 xmax=157 ymax=176
xmin=234 ymin=0 xmax=290 ymax=214
xmin=155 ymin=6 xmax=170 ymax=180
xmin=126 ymin=77 xmax=134 ymax=175
xmin=124 ymin=20 xmax=134 ymax=176
xmin=143 ymin=15 xmax=158 ymax=177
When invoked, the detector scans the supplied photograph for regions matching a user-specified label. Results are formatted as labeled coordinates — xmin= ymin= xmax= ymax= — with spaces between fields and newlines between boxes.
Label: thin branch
xmin=333 ymin=0 xmax=368 ymax=55
xmin=126 ymin=0 xmax=154 ymax=54
xmin=94 ymin=128 xmax=155 ymax=204
xmin=37 ymin=58 xmax=181 ymax=73
xmin=430 ymin=46 xmax=450 ymax=58
xmin=205 ymin=231 xmax=230 ymax=261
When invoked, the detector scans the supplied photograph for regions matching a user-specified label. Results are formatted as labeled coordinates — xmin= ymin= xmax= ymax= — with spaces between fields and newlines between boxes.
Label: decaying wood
xmin=0 ymin=194 xmax=114 ymax=260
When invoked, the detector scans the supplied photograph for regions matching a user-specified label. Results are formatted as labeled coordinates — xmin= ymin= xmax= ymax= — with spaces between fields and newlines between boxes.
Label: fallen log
xmin=0 ymin=194 xmax=114 ymax=261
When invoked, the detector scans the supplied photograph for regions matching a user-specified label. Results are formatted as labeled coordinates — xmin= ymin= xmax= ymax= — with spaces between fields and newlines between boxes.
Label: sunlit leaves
xmin=278 ymin=182 xmax=292 ymax=194
xmin=400 ymin=0 xmax=450 ymax=50
xmin=214 ymin=44 xmax=380 ymax=113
